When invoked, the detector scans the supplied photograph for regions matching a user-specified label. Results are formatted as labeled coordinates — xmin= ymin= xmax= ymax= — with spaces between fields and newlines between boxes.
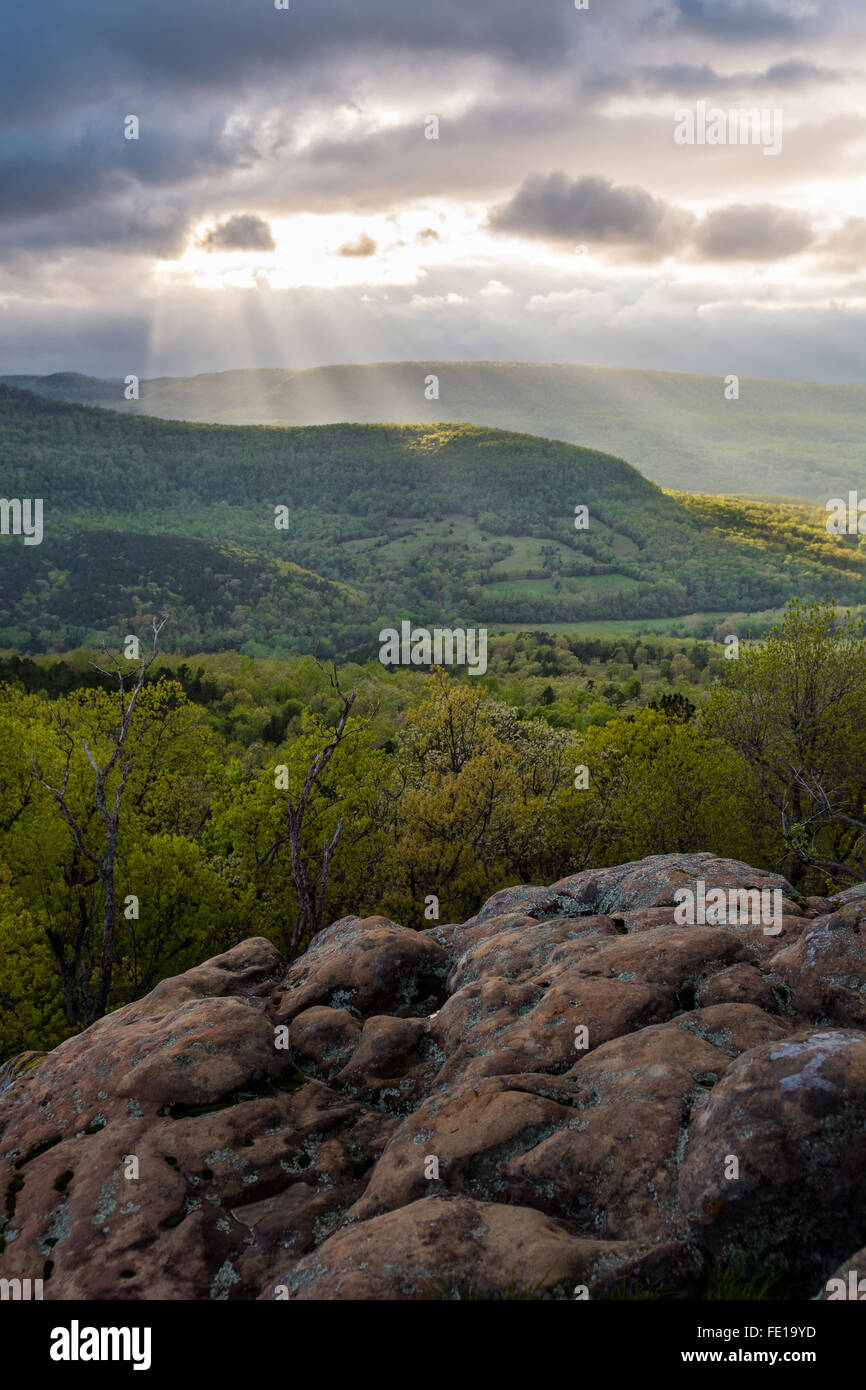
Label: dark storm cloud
xmin=0 ymin=0 xmax=583 ymax=247
xmin=0 ymin=0 xmax=578 ymax=128
xmin=0 ymin=0 xmax=858 ymax=256
xmin=0 ymin=200 xmax=191 ymax=260
xmin=0 ymin=0 xmax=860 ymax=384
xmin=762 ymin=59 xmax=838 ymax=86
xmin=0 ymin=111 xmax=261 ymax=225
xmin=634 ymin=62 xmax=722 ymax=91
xmin=199 ymin=214 xmax=275 ymax=251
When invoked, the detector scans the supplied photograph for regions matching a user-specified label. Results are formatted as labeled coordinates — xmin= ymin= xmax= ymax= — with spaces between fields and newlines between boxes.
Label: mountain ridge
xmin=0 ymin=383 xmax=861 ymax=658
xmin=3 ymin=361 xmax=862 ymax=499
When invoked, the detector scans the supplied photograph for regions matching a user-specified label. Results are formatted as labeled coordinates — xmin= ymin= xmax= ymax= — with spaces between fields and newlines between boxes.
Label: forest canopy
xmin=2 ymin=598 xmax=863 ymax=1063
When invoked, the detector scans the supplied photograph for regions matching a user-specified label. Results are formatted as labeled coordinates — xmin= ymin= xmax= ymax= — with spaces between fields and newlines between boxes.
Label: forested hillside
xmin=3 ymin=362 xmax=862 ymax=499
xmin=1 ymin=385 xmax=862 ymax=657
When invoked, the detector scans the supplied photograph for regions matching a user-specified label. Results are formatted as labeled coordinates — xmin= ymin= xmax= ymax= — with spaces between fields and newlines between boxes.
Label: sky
xmin=0 ymin=0 xmax=864 ymax=382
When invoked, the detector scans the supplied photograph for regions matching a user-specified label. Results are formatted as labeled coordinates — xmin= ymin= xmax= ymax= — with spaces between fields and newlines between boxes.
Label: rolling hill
xmin=2 ymin=361 xmax=863 ymax=500
xmin=0 ymin=384 xmax=862 ymax=658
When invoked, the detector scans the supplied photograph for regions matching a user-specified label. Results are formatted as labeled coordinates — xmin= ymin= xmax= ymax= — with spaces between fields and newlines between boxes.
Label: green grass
xmin=705 ymin=1251 xmax=792 ymax=1301
xmin=491 ymin=611 xmax=754 ymax=636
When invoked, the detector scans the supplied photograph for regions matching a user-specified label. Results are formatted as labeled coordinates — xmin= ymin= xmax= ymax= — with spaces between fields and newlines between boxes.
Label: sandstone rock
xmin=346 ymin=1073 xmax=576 ymax=1222
xmin=269 ymin=915 xmax=448 ymax=1022
xmin=331 ymin=1014 xmax=438 ymax=1110
xmin=0 ymin=939 xmax=391 ymax=1299
xmin=3 ymin=855 xmax=866 ymax=1301
xmin=817 ymin=1246 xmax=866 ymax=1300
xmin=549 ymin=852 xmax=794 ymax=917
xmin=504 ymin=1006 xmax=788 ymax=1243
xmin=805 ymin=895 xmax=836 ymax=915
xmin=431 ymin=969 xmax=670 ymax=1081
xmin=269 ymin=1194 xmax=699 ymax=1300
xmin=678 ymin=1027 xmax=866 ymax=1287
xmin=696 ymin=963 xmax=778 ymax=1011
xmin=287 ymin=1006 xmax=362 ymax=1082
xmin=833 ymin=883 xmax=866 ymax=908
xmin=769 ymin=904 xmax=866 ymax=1025
xmin=445 ymin=913 xmax=617 ymax=993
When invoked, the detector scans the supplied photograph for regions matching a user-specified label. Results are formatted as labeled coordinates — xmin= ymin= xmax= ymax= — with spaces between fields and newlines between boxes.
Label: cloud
xmin=334 ymin=232 xmax=378 ymax=257
xmin=672 ymin=0 xmax=806 ymax=40
xmin=815 ymin=218 xmax=866 ymax=273
xmin=634 ymin=58 xmax=839 ymax=93
xmin=0 ymin=0 xmax=579 ymax=131
xmin=4 ymin=275 xmax=864 ymax=386
xmin=762 ymin=59 xmax=838 ymax=86
xmin=488 ymin=172 xmax=692 ymax=255
xmin=199 ymin=213 xmax=275 ymax=251
xmin=489 ymin=171 xmax=819 ymax=265
xmin=0 ymin=0 xmax=860 ymax=385
xmin=694 ymin=204 xmax=814 ymax=260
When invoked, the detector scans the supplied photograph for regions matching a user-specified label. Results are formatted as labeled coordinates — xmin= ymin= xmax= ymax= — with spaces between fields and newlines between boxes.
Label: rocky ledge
xmin=2 ymin=852 xmax=866 ymax=1301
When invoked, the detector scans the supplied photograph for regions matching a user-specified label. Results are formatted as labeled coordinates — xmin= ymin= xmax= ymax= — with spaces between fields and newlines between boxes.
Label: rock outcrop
xmin=2 ymin=852 xmax=865 ymax=1300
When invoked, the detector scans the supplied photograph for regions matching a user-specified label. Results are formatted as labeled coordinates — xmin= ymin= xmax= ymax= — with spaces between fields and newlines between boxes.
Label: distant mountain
xmin=0 ymin=384 xmax=862 ymax=658
xmin=2 ymin=362 xmax=863 ymax=500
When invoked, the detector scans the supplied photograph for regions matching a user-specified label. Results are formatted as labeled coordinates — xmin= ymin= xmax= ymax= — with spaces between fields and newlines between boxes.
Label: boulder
xmin=269 ymin=915 xmax=448 ymax=1022
xmin=3 ymin=855 xmax=866 ymax=1300
xmin=268 ymin=1194 xmax=701 ymax=1301
xmin=678 ymin=1028 xmax=866 ymax=1288
xmin=769 ymin=903 xmax=866 ymax=1025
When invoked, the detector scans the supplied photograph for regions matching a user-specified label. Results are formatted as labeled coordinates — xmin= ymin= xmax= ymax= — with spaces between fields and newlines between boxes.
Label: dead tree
xmin=29 ymin=619 xmax=166 ymax=1024
xmin=285 ymin=668 xmax=358 ymax=959
xmin=781 ymin=765 xmax=866 ymax=885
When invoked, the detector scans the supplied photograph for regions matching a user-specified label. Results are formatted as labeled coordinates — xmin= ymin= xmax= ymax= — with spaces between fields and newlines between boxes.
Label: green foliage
xmin=557 ymin=707 xmax=769 ymax=871
xmin=1 ymin=598 xmax=865 ymax=1062
xmin=703 ymin=598 xmax=866 ymax=887
xmin=0 ymin=677 xmax=229 ymax=1032
xmin=377 ymin=672 xmax=573 ymax=925
xmin=205 ymin=707 xmax=390 ymax=956
xmin=1 ymin=386 xmax=863 ymax=659
xmin=5 ymin=362 xmax=863 ymax=500
xmin=0 ymin=866 xmax=67 ymax=1056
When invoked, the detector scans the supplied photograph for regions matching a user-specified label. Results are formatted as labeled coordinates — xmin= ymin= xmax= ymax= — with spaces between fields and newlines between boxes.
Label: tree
xmin=380 ymin=671 xmax=572 ymax=924
xmin=0 ymin=865 xmax=67 ymax=1058
xmin=206 ymin=668 xmax=390 ymax=960
xmin=283 ymin=671 xmax=358 ymax=956
xmin=650 ymin=690 xmax=696 ymax=722
xmin=27 ymin=621 xmax=166 ymax=1022
xmin=702 ymin=598 xmax=866 ymax=888
xmin=552 ymin=707 xmax=764 ymax=872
